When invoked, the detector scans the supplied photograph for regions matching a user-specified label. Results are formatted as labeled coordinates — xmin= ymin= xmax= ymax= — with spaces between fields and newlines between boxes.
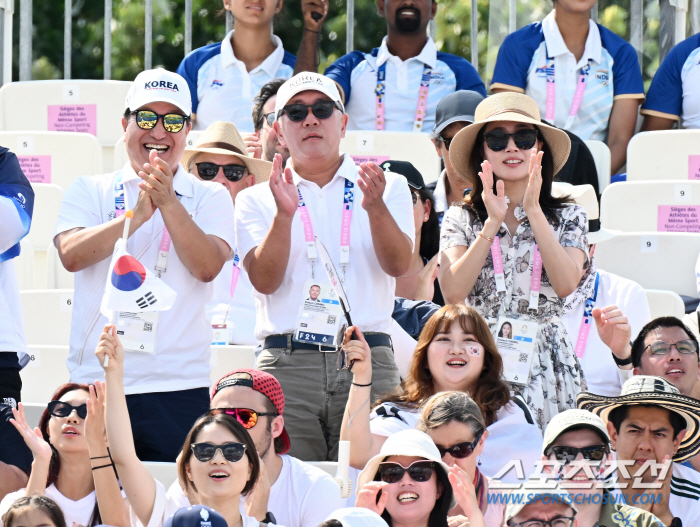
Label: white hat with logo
xmin=275 ymin=72 xmax=344 ymax=118
xmin=125 ymin=68 xmax=192 ymax=116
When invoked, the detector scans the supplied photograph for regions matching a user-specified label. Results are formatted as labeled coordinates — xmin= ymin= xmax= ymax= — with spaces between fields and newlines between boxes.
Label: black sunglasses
xmin=264 ymin=112 xmax=276 ymax=127
xmin=278 ymin=101 xmax=341 ymax=122
xmin=483 ymin=129 xmax=538 ymax=152
xmin=132 ymin=110 xmax=187 ymax=133
xmin=438 ymin=135 xmax=454 ymax=150
xmin=207 ymin=408 xmax=278 ymax=429
xmin=48 ymin=400 xmax=87 ymax=420
xmin=377 ymin=460 xmax=435 ymax=484
xmin=545 ymin=445 xmax=608 ymax=464
xmin=436 ymin=430 xmax=483 ymax=459
xmin=196 ymin=162 xmax=248 ymax=182
xmin=191 ymin=442 xmax=247 ymax=463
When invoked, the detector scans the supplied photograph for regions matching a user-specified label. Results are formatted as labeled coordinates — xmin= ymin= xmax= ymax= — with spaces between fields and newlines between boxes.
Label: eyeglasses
xmin=278 ymin=101 xmax=341 ymax=122
xmin=411 ymin=192 xmax=419 ymax=206
xmin=132 ymin=110 xmax=187 ymax=133
xmin=438 ymin=135 xmax=454 ymax=150
xmin=47 ymin=400 xmax=87 ymax=420
xmin=208 ymin=408 xmax=278 ymax=429
xmin=377 ymin=460 xmax=435 ymax=484
xmin=436 ymin=431 xmax=484 ymax=459
xmin=196 ymin=163 xmax=248 ymax=182
xmin=483 ymin=129 xmax=538 ymax=152
xmin=508 ymin=517 xmax=575 ymax=527
xmin=264 ymin=112 xmax=276 ymax=127
xmin=545 ymin=445 xmax=608 ymax=464
xmin=645 ymin=339 xmax=699 ymax=356
xmin=191 ymin=442 xmax=247 ymax=463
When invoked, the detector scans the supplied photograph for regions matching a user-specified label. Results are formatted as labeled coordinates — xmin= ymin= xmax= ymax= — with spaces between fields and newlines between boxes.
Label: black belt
xmin=263 ymin=333 xmax=392 ymax=352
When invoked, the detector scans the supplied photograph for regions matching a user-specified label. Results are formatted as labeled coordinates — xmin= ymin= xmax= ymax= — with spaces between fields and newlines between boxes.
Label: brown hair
xmin=378 ymin=304 xmax=510 ymax=426
xmin=418 ymin=391 xmax=486 ymax=437
xmin=178 ymin=413 xmax=260 ymax=496
xmin=2 ymin=496 xmax=67 ymax=527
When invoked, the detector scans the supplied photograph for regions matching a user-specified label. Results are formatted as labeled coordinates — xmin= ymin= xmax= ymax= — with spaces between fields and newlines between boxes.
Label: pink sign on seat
xmin=17 ymin=155 xmax=52 ymax=184
xmin=658 ymin=205 xmax=700 ymax=232
xmin=48 ymin=104 xmax=97 ymax=136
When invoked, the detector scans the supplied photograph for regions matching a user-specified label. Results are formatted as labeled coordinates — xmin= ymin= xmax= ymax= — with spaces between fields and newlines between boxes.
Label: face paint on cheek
xmin=466 ymin=346 xmax=483 ymax=356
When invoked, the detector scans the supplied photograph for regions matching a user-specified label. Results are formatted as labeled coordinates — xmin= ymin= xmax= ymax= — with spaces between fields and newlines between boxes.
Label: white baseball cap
xmin=274 ymin=72 xmax=344 ymax=118
xmin=125 ymin=68 xmax=192 ymax=116
xmin=542 ymin=409 xmax=610 ymax=456
xmin=325 ymin=508 xmax=389 ymax=527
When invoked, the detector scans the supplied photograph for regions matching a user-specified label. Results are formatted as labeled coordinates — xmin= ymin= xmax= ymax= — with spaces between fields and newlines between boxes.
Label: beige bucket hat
xmin=181 ymin=121 xmax=272 ymax=184
xmin=448 ymin=92 xmax=571 ymax=184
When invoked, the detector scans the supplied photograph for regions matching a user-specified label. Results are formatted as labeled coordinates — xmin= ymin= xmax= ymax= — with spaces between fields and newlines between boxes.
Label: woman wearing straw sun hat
xmin=438 ymin=92 xmax=589 ymax=431
xmin=182 ymin=121 xmax=272 ymax=345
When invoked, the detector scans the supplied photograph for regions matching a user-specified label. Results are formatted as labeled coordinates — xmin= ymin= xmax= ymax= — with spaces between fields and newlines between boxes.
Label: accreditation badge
xmin=493 ymin=317 xmax=538 ymax=386
xmin=293 ymin=278 xmax=344 ymax=348
xmin=116 ymin=311 xmax=159 ymax=354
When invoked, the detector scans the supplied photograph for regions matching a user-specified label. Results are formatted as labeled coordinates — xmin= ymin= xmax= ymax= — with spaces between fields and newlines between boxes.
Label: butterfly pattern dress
xmin=440 ymin=202 xmax=589 ymax=431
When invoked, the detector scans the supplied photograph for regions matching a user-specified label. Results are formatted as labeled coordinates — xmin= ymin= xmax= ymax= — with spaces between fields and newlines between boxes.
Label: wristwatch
xmin=612 ymin=342 xmax=633 ymax=367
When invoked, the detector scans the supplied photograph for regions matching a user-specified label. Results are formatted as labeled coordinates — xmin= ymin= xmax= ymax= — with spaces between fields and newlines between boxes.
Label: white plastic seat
xmin=627 ymin=130 xmax=700 ymax=182
xmin=210 ymin=345 xmax=256 ymax=385
xmin=0 ymin=131 xmax=102 ymax=190
xmin=20 ymin=345 xmax=70 ymax=404
xmin=21 ymin=403 xmax=47 ymax=429
xmin=143 ymin=462 xmax=178 ymax=488
xmin=645 ymin=289 xmax=687 ymax=319
xmin=583 ymin=140 xmax=611 ymax=194
xmin=600 ymin=180 xmax=700 ymax=232
xmin=339 ymin=131 xmax=441 ymax=184
xmin=594 ymin=232 xmax=700 ymax=297
xmin=20 ymin=290 xmax=73 ymax=346
xmin=13 ymin=239 xmax=35 ymax=290
xmin=308 ymin=461 xmax=338 ymax=477
xmin=24 ymin=184 xmax=64 ymax=289
xmin=113 ymin=130 xmax=204 ymax=171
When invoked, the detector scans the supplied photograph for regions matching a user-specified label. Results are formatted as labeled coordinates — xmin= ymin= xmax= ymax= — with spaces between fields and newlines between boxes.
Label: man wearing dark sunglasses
xmin=54 ymin=69 xmax=236 ymax=462
xmin=235 ymin=72 xmax=414 ymax=461
xmin=246 ymin=79 xmax=291 ymax=165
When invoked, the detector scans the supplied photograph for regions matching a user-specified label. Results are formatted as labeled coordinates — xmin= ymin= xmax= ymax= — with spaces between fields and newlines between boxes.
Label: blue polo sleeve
xmin=598 ymin=27 xmax=644 ymax=99
xmin=324 ymin=51 xmax=368 ymax=104
xmin=437 ymin=53 xmax=486 ymax=97
xmin=491 ymin=23 xmax=544 ymax=92
xmin=176 ymin=42 xmax=222 ymax=115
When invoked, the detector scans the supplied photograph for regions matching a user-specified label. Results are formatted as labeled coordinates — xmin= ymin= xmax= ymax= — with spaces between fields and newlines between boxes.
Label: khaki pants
xmin=257 ymin=333 xmax=400 ymax=461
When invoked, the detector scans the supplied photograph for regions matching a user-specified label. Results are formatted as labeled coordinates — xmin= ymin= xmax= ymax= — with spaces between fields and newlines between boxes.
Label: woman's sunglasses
xmin=436 ymin=431 xmax=483 ymax=459
xmin=279 ymin=101 xmax=341 ymax=122
xmin=48 ymin=400 xmax=87 ymax=419
xmin=483 ymin=129 xmax=538 ymax=152
xmin=208 ymin=407 xmax=278 ymax=429
xmin=196 ymin=163 xmax=247 ymax=182
xmin=545 ymin=445 xmax=608 ymax=464
xmin=377 ymin=460 xmax=435 ymax=484
xmin=133 ymin=110 xmax=187 ymax=133
xmin=191 ymin=442 xmax=246 ymax=463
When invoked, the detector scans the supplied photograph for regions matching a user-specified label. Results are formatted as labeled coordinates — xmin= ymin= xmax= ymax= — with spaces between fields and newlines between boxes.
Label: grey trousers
xmin=257 ymin=333 xmax=401 ymax=461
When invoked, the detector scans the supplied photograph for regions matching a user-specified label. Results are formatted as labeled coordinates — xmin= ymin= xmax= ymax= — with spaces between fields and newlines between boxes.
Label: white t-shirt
xmin=166 ymin=454 xmax=342 ymax=527
xmin=562 ymin=267 xmax=651 ymax=397
xmin=369 ymin=398 xmax=543 ymax=483
xmin=235 ymin=154 xmax=415 ymax=340
xmin=54 ymin=163 xmax=236 ymax=394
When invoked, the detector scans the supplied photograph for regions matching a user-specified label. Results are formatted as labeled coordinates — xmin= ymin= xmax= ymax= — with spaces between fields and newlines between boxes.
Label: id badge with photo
xmin=493 ymin=317 xmax=538 ymax=385
xmin=293 ymin=278 xmax=344 ymax=348
xmin=116 ymin=311 xmax=159 ymax=354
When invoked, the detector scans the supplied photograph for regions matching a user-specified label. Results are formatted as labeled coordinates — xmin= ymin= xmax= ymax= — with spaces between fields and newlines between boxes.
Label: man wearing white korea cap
xmin=53 ymin=69 xmax=235 ymax=461
xmin=234 ymin=72 xmax=414 ymax=461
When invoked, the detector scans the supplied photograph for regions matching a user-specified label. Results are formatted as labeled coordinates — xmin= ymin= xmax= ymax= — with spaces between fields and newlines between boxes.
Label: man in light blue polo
xmin=323 ymin=0 xmax=485 ymax=132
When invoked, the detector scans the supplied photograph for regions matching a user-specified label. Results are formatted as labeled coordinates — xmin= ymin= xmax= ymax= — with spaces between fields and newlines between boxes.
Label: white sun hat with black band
xmin=577 ymin=375 xmax=700 ymax=461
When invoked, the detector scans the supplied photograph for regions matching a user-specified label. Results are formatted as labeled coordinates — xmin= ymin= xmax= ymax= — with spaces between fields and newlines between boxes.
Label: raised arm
xmin=293 ymin=0 xmax=328 ymax=74
xmin=97 ymin=325 xmax=157 ymax=527
xmin=9 ymin=404 xmax=53 ymax=496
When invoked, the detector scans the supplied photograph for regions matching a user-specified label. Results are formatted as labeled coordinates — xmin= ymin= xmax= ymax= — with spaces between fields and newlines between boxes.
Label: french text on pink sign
xmin=658 ymin=205 xmax=700 ymax=232
xmin=47 ymin=104 xmax=97 ymax=136
xmin=350 ymin=155 xmax=390 ymax=165
xmin=17 ymin=155 xmax=52 ymax=184
xmin=689 ymin=156 xmax=700 ymax=180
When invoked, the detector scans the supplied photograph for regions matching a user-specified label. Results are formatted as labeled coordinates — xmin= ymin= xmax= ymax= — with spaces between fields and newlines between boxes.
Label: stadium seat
xmin=594 ymin=232 xmax=700 ymax=297
xmin=47 ymin=244 xmax=75 ymax=289
xmin=339 ymin=131 xmax=441 ymax=184
xmin=0 ymin=131 xmax=103 ymax=190
xmin=645 ymin=289 xmax=686 ymax=320
xmin=210 ymin=345 xmax=256 ymax=384
xmin=20 ymin=346 xmax=70 ymax=404
xmin=20 ymin=290 xmax=73 ymax=346
xmin=113 ymin=130 xmax=204 ymax=171
xmin=21 ymin=403 xmax=47 ymax=429
xmin=583 ymin=140 xmax=611 ymax=194
xmin=308 ymin=461 xmax=338 ymax=478
xmin=143 ymin=462 xmax=179 ymax=488
xmin=13 ymin=239 xmax=35 ymax=290
xmin=600 ymin=181 xmax=700 ymax=232
xmin=23 ymin=184 xmax=64 ymax=289
xmin=627 ymin=130 xmax=700 ymax=182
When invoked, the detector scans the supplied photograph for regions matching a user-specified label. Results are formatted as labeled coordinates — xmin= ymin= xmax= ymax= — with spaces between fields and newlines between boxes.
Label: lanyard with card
xmin=212 ymin=250 xmax=241 ymax=346
xmin=574 ymin=272 xmax=600 ymax=358
xmin=494 ymin=316 xmax=538 ymax=385
xmin=544 ymin=47 xmax=593 ymax=130
xmin=375 ymin=62 xmax=431 ymax=132
xmin=115 ymin=311 xmax=159 ymax=354
xmin=490 ymin=235 xmax=507 ymax=292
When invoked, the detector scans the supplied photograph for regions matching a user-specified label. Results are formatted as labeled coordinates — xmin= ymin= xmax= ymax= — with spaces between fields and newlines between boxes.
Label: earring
xmin=424 ymin=216 xmax=428 ymax=220
xmin=477 ymin=457 xmax=482 ymax=466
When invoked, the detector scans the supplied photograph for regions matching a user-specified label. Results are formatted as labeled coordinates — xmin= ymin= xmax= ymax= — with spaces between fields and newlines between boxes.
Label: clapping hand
xmin=138 ymin=149 xmax=178 ymax=211
xmin=522 ymin=150 xmax=544 ymax=216
xmin=10 ymin=403 xmax=53 ymax=463
xmin=269 ymin=153 xmax=298 ymax=219
xmin=478 ymin=161 xmax=507 ymax=226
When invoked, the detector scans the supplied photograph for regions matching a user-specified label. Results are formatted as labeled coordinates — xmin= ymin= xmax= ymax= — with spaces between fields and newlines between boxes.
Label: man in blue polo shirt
xmin=641 ymin=33 xmax=700 ymax=131
xmin=323 ymin=0 xmax=485 ymax=132
xmin=491 ymin=0 xmax=644 ymax=174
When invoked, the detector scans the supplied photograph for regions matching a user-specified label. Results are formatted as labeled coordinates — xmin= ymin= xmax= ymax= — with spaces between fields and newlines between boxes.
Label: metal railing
xmin=1 ymin=0 xmax=699 ymax=85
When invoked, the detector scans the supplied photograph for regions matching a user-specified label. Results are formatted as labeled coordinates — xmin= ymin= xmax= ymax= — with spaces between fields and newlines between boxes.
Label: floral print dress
xmin=440 ymin=203 xmax=589 ymax=431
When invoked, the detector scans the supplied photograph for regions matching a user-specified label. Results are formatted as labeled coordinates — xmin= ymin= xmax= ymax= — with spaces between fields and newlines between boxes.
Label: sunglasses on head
xmin=196 ymin=163 xmax=248 ymax=182
xmin=279 ymin=101 xmax=341 ymax=122
xmin=132 ymin=110 xmax=187 ymax=133
xmin=191 ymin=442 xmax=247 ymax=463
xmin=264 ymin=112 xmax=276 ymax=127
xmin=436 ymin=430 xmax=484 ymax=459
xmin=645 ymin=339 xmax=698 ymax=356
xmin=377 ymin=460 xmax=435 ymax=484
xmin=48 ymin=400 xmax=87 ymax=419
xmin=545 ymin=445 xmax=608 ymax=464
xmin=483 ymin=128 xmax=539 ymax=152
xmin=208 ymin=408 xmax=278 ymax=429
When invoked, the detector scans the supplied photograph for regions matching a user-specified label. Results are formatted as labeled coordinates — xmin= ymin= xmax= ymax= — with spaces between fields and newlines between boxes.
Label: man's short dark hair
xmin=317 ymin=521 xmax=342 ymax=527
xmin=631 ymin=316 xmax=698 ymax=368
xmin=252 ymin=79 xmax=287 ymax=132
xmin=261 ymin=395 xmax=286 ymax=455
xmin=608 ymin=404 xmax=686 ymax=440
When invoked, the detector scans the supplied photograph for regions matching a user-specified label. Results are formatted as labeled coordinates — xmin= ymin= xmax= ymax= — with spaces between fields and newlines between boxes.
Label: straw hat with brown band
xmin=448 ymin=92 xmax=572 ymax=184
xmin=181 ymin=121 xmax=272 ymax=184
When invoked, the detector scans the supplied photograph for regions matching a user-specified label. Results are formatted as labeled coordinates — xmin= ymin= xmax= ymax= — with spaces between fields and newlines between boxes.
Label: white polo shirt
xmin=54 ymin=163 xmax=235 ymax=394
xmin=177 ymin=31 xmax=296 ymax=133
xmin=324 ymin=37 xmax=486 ymax=132
xmin=642 ymin=33 xmax=700 ymax=129
xmin=234 ymin=153 xmax=415 ymax=340
xmin=491 ymin=11 xmax=644 ymax=140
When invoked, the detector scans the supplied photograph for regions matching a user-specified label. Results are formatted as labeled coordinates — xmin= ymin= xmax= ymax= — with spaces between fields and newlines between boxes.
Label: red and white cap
xmin=124 ymin=68 xmax=192 ymax=116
